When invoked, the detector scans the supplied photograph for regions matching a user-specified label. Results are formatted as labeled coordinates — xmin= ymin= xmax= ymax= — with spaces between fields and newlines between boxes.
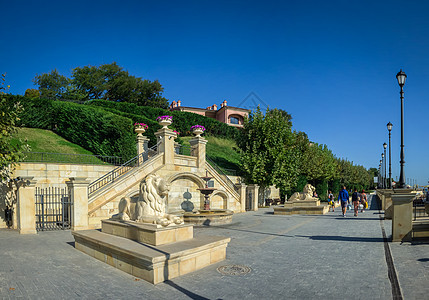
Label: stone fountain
xmin=183 ymin=171 xmax=233 ymax=225
xmin=198 ymin=171 xmax=216 ymax=210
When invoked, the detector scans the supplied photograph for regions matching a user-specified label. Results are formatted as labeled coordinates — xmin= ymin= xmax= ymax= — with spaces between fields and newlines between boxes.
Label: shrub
xmin=9 ymin=95 xmax=135 ymax=160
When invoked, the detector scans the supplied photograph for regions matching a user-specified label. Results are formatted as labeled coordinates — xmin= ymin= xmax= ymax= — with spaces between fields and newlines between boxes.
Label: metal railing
xmin=21 ymin=152 xmax=123 ymax=166
xmin=413 ymin=196 xmax=427 ymax=220
xmin=206 ymin=156 xmax=239 ymax=193
xmin=87 ymin=142 xmax=160 ymax=197
xmin=175 ymin=144 xmax=192 ymax=155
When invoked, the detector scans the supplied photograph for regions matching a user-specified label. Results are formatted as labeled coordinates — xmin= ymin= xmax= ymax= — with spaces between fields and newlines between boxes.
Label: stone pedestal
xmin=72 ymin=220 xmax=230 ymax=284
xmin=155 ymin=128 xmax=177 ymax=165
xmin=102 ymin=219 xmax=193 ymax=245
xmin=247 ymin=184 xmax=259 ymax=211
xmin=274 ymin=199 xmax=329 ymax=215
xmin=137 ymin=135 xmax=150 ymax=164
xmin=16 ymin=177 xmax=37 ymax=234
xmin=236 ymin=183 xmax=247 ymax=213
xmin=391 ymin=189 xmax=415 ymax=242
xmin=66 ymin=177 xmax=90 ymax=231
xmin=189 ymin=136 xmax=208 ymax=170
xmin=383 ymin=190 xmax=393 ymax=219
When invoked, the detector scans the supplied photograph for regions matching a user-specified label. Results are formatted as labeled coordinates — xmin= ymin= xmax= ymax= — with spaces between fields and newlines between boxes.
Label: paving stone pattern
xmin=1 ymin=194 xmax=427 ymax=299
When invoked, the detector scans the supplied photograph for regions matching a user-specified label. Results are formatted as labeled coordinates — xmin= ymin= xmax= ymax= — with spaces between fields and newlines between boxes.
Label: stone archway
xmin=210 ymin=190 xmax=228 ymax=209
xmin=167 ymin=172 xmax=206 ymax=212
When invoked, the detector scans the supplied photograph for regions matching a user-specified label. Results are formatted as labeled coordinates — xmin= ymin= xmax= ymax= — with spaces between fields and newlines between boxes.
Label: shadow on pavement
xmin=164 ymin=280 xmax=210 ymax=300
xmin=296 ymin=234 xmax=384 ymax=243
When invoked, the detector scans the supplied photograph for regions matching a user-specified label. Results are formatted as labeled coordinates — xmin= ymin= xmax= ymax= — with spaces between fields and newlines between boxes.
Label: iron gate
xmin=35 ymin=187 xmax=71 ymax=231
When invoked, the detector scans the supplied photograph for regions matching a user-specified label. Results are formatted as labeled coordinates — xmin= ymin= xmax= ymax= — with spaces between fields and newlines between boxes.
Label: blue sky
xmin=2 ymin=0 xmax=429 ymax=185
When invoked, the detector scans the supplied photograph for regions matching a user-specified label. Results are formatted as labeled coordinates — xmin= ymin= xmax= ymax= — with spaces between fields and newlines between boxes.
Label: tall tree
xmin=237 ymin=106 xmax=299 ymax=195
xmin=33 ymin=69 xmax=70 ymax=99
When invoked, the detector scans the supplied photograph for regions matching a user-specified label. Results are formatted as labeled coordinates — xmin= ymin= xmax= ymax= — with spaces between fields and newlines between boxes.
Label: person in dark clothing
xmin=338 ymin=186 xmax=349 ymax=217
xmin=352 ymin=188 xmax=360 ymax=217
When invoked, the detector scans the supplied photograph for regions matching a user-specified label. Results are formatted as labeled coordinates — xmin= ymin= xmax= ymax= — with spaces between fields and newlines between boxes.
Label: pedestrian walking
xmin=328 ymin=190 xmax=335 ymax=212
xmin=352 ymin=188 xmax=360 ymax=217
xmin=360 ymin=190 xmax=367 ymax=213
xmin=338 ymin=186 xmax=349 ymax=217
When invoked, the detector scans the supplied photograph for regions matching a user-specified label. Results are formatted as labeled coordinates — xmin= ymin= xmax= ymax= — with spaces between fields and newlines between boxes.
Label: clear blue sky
xmin=3 ymin=0 xmax=429 ymax=186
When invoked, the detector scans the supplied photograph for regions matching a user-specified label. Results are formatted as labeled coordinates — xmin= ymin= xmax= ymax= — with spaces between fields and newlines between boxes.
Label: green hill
xmin=11 ymin=127 xmax=96 ymax=155
xmin=12 ymin=128 xmax=241 ymax=172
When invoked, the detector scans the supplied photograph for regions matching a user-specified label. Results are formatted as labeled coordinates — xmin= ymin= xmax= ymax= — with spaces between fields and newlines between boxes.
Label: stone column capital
xmin=66 ymin=177 xmax=90 ymax=187
xmin=189 ymin=136 xmax=208 ymax=145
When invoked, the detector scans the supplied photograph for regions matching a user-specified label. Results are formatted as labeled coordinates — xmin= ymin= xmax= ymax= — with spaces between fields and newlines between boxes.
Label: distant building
xmin=169 ymin=100 xmax=250 ymax=128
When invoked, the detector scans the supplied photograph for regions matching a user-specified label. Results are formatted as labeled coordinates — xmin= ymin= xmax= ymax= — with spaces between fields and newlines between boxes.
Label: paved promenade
xmin=1 ymin=194 xmax=428 ymax=299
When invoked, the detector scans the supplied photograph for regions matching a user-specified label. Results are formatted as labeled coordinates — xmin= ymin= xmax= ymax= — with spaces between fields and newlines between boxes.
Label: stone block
xmin=210 ymin=247 xmax=226 ymax=263
xmin=179 ymin=257 xmax=196 ymax=275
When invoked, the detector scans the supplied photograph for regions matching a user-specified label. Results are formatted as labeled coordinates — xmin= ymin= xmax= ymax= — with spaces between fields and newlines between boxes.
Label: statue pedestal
xmin=273 ymin=199 xmax=329 ymax=215
xmin=101 ymin=219 xmax=193 ymax=246
xmin=72 ymin=220 xmax=230 ymax=284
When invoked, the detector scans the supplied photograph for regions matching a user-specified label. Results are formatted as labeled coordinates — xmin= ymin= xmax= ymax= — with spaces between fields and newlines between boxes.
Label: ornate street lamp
xmin=381 ymin=153 xmax=385 ymax=189
xmin=378 ymin=163 xmax=382 ymax=188
xmin=387 ymin=122 xmax=393 ymax=188
xmin=383 ymin=143 xmax=387 ymax=189
xmin=396 ymin=69 xmax=407 ymax=188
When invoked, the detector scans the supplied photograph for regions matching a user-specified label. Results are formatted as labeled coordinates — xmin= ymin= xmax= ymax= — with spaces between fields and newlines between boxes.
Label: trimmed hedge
xmin=86 ymin=100 xmax=239 ymax=140
xmin=10 ymin=95 xmax=135 ymax=160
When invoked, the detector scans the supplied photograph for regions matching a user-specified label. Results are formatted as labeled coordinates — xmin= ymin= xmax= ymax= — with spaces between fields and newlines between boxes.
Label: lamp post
xmin=378 ymin=163 xmax=382 ymax=188
xmin=396 ymin=69 xmax=407 ymax=188
xmin=381 ymin=153 xmax=385 ymax=189
xmin=387 ymin=122 xmax=393 ymax=188
xmin=383 ymin=143 xmax=387 ymax=189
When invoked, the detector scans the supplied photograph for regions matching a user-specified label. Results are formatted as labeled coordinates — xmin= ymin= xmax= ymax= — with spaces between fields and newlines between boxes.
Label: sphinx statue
xmin=288 ymin=184 xmax=317 ymax=201
xmin=112 ymin=174 xmax=183 ymax=226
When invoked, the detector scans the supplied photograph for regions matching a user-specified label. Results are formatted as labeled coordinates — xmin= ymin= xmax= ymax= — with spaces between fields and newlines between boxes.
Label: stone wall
xmin=12 ymin=163 xmax=114 ymax=188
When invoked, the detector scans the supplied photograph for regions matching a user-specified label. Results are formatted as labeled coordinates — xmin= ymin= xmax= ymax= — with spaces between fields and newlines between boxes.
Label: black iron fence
xmin=413 ymin=196 xmax=427 ymax=220
xmin=35 ymin=187 xmax=71 ymax=231
xmin=21 ymin=152 xmax=123 ymax=166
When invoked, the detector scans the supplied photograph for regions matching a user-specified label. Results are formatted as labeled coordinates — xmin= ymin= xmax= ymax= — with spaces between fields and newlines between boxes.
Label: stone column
xmin=155 ymin=128 xmax=177 ymax=165
xmin=66 ymin=177 xmax=90 ymax=231
xmin=391 ymin=189 xmax=415 ymax=242
xmin=236 ymin=183 xmax=247 ymax=212
xmin=16 ymin=177 xmax=37 ymax=234
xmin=383 ymin=190 xmax=394 ymax=219
xmin=189 ymin=136 xmax=208 ymax=170
xmin=137 ymin=134 xmax=150 ymax=164
xmin=247 ymin=184 xmax=260 ymax=211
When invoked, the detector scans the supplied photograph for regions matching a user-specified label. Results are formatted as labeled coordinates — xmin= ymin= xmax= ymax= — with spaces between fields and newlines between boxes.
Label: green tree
xmin=0 ymin=74 xmax=28 ymax=181
xmin=24 ymin=88 xmax=40 ymax=98
xmin=237 ymin=106 xmax=299 ymax=196
xmin=33 ymin=69 xmax=70 ymax=99
xmin=72 ymin=62 xmax=169 ymax=108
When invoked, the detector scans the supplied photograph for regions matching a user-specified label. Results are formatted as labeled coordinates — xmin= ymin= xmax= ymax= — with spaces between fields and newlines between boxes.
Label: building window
xmin=230 ymin=116 xmax=239 ymax=124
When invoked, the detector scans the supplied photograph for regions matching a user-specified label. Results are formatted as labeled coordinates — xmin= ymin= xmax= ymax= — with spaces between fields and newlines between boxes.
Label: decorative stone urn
xmin=134 ymin=126 xmax=146 ymax=135
xmin=158 ymin=118 xmax=172 ymax=129
xmin=192 ymin=128 xmax=204 ymax=137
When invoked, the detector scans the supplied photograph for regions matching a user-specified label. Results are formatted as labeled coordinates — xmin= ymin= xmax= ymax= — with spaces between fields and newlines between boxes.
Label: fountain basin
xmin=183 ymin=209 xmax=233 ymax=226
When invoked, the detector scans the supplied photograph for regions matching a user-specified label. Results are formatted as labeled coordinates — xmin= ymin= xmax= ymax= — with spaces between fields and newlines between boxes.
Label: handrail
xmin=20 ymin=152 xmax=123 ymax=166
xmin=88 ymin=141 xmax=161 ymax=197
xmin=206 ymin=156 xmax=239 ymax=193
xmin=88 ymin=153 xmax=143 ymax=197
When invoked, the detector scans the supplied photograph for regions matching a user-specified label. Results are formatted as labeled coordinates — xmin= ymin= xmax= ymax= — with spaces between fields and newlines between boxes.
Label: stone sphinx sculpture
xmin=112 ymin=174 xmax=183 ymax=226
xmin=288 ymin=184 xmax=317 ymax=201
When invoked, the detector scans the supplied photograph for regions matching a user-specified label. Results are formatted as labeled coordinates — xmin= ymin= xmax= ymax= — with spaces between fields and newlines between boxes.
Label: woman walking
xmin=328 ymin=190 xmax=335 ymax=212
xmin=351 ymin=188 xmax=360 ymax=217
xmin=360 ymin=190 xmax=367 ymax=213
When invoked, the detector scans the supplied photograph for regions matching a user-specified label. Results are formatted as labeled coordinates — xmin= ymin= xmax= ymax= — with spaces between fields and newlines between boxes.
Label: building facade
xmin=169 ymin=100 xmax=250 ymax=128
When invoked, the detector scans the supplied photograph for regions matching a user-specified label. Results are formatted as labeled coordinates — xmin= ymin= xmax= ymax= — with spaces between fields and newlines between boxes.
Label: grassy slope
xmin=11 ymin=128 xmax=241 ymax=172
xmin=179 ymin=135 xmax=240 ymax=172
xmin=11 ymin=127 xmax=95 ymax=155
